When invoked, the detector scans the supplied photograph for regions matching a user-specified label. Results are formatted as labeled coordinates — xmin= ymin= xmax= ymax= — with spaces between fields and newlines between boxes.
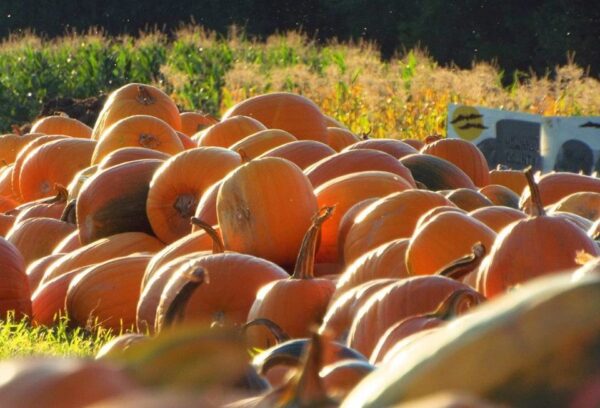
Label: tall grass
xmin=1 ymin=27 xmax=599 ymax=139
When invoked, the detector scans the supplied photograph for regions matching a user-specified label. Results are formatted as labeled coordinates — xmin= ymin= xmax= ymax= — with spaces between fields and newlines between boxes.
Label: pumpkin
xmin=488 ymin=167 xmax=528 ymax=195
xmin=519 ymin=171 xmax=600 ymax=212
xmin=40 ymin=232 xmax=164 ymax=286
xmin=245 ymin=208 xmax=336 ymax=348
xmin=326 ymin=127 xmax=361 ymax=151
xmin=191 ymin=181 xmax=221 ymax=228
xmin=76 ymin=159 xmax=162 ymax=244
xmin=222 ymin=92 xmax=328 ymax=143
xmin=96 ymin=147 xmax=169 ymax=170
xmin=92 ymin=83 xmax=181 ymax=140
xmin=347 ymin=275 xmax=480 ymax=357
xmin=412 ymin=206 xmax=467 ymax=230
xmin=336 ymin=198 xmax=379 ymax=263
xmin=0 ymin=358 xmax=137 ymax=407
xmin=314 ymin=171 xmax=414 ymax=264
xmin=30 ymin=114 xmax=92 ymax=138
xmin=91 ymin=115 xmax=183 ymax=164
xmin=369 ymin=289 xmax=485 ymax=363
xmin=26 ymin=253 xmax=64 ymax=294
xmin=401 ymin=139 xmax=425 ymax=150
xmin=0 ymin=133 xmax=42 ymax=166
xmin=420 ymin=138 xmax=490 ymax=186
xmin=6 ymin=218 xmax=75 ymax=266
xmin=321 ymin=359 xmax=375 ymax=400
xmin=324 ymin=115 xmax=346 ymax=129
xmin=0 ymin=237 xmax=31 ymax=318
xmin=444 ymin=188 xmax=494 ymax=211
xmin=399 ymin=153 xmax=476 ymax=191
xmin=259 ymin=140 xmax=336 ymax=170
xmin=478 ymin=184 xmax=520 ymax=209
xmin=66 ymin=165 xmax=97 ymax=200
xmin=480 ymin=168 xmax=600 ymax=298
xmin=549 ymin=191 xmax=600 ymax=221
xmin=66 ymin=254 xmax=152 ymax=331
xmin=343 ymin=138 xmax=418 ymax=159
xmin=469 ymin=206 xmax=527 ymax=233
xmin=12 ymin=185 xmax=69 ymax=223
xmin=0 ymin=214 xmax=16 ymax=237
xmin=320 ymin=279 xmax=399 ymax=343
xmin=218 ymin=157 xmax=318 ymax=267
xmin=19 ymin=138 xmax=96 ymax=201
xmin=305 ymin=149 xmax=416 ymax=189
xmin=147 ymin=147 xmax=241 ymax=243
xmin=0 ymin=165 xmax=19 ymax=203
xmin=343 ymin=190 xmax=454 ymax=265
xmin=10 ymin=135 xmax=69 ymax=200
xmin=154 ymin=250 xmax=289 ymax=333
xmin=179 ymin=111 xmax=218 ymax=137
xmin=33 ymin=266 xmax=86 ymax=325
xmin=406 ymin=211 xmax=496 ymax=276
xmin=196 ymin=115 xmax=266 ymax=147
xmin=333 ymin=239 xmax=410 ymax=301
xmin=52 ymin=230 xmax=81 ymax=254
xmin=342 ymin=273 xmax=600 ymax=407
xmin=175 ymin=131 xmax=197 ymax=150
xmin=229 ymin=129 xmax=297 ymax=160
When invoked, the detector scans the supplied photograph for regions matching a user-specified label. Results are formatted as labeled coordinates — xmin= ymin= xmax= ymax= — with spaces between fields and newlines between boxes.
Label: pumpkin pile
xmin=0 ymin=83 xmax=598 ymax=407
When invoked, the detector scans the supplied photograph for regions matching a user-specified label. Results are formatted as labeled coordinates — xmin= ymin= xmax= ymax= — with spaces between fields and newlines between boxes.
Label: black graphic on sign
xmin=554 ymin=139 xmax=593 ymax=175
xmin=494 ymin=119 xmax=541 ymax=170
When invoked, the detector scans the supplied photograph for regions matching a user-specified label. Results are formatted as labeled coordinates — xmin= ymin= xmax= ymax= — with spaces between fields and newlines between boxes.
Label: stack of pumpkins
xmin=0 ymin=83 xmax=598 ymax=407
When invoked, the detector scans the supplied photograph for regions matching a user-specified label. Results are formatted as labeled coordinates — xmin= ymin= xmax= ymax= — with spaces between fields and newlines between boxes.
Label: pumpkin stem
xmin=290 ymin=330 xmax=335 ymax=407
xmin=436 ymin=242 xmax=486 ymax=280
xmin=241 ymin=318 xmax=290 ymax=345
xmin=60 ymin=199 xmax=77 ymax=224
xmin=159 ymin=267 xmax=208 ymax=330
xmin=11 ymin=125 xmax=22 ymax=135
xmin=414 ymin=180 xmax=429 ymax=190
xmin=237 ymin=148 xmax=251 ymax=163
xmin=190 ymin=217 xmax=224 ymax=254
xmin=51 ymin=184 xmax=69 ymax=203
xmin=291 ymin=207 xmax=335 ymax=280
xmin=431 ymin=289 xmax=484 ymax=321
xmin=53 ymin=111 xmax=69 ymax=118
xmin=136 ymin=85 xmax=155 ymax=105
xmin=524 ymin=166 xmax=545 ymax=216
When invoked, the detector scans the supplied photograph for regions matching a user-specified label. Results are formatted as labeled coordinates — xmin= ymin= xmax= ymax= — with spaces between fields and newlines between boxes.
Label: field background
xmin=2 ymin=28 xmax=600 ymax=140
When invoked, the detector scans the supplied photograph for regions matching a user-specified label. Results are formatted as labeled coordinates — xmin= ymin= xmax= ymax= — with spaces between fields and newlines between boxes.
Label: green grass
xmin=0 ymin=313 xmax=114 ymax=358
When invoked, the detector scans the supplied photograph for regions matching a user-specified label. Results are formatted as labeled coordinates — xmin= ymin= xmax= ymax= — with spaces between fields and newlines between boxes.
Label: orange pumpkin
xmin=11 ymin=135 xmax=70 ymax=200
xmin=65 ymin=165 xmax=97 ymax=200
xmin=91 ymin=115 xmax=183 ymax=164
xmin=259 ymin=140 xmax=336 ymax=170
xmin=0 ymin=238 xmax=31 ymax=318
xmin=147 ymin=147 xmax=241 ymax=243
xmin=92 ymin=83 xmax=181 ymax=140
xmin=191 ymin=181 xmax=221 ymax=228
xmin=246 ymin=208 xmax=336 ymax=348
xmin=401 ymin=139 xmax=425 ymax=150
xmin=52 ymin=230 xmax=81 ymax=255
xmin=26 ymin=253 xmax=64 ymax=294
xmin=314 ymin=171 xmax=414 ymax=264
xmin=196 ymin=115 xmax=266 ymax=147
xmin=0 ymin=214 xmax=16 ymax=237
xmin=12 ymin=185 xmax=69 ymax=223
xmin=218 ymin=157 xmax=318 ymax=267
xmin=179 ymin=111 xmax=218 ymax=136
xmin=488 ymin=167 xmax=528 ymax=195
xmin=343 ymin=190 xmax=454 ymax=265
xmin=333 ymin=239 xmax=410 ymax=301
xmin=519 ymin=171 xmax=600 ymax=212
xmin=478 ymin=183 xmax=520 ymax=209
xmin=66 ymin=254 xmax=152 ymax=331
xmin=222 ymin=92 xmax=328 ymax=143
xmin=480 ymin=169 xmax=600 ymax=297
xmin=406 ymin=211 xmax=496 ymax=276
xmin=229 ymin=129 xmax=297 ymax=160
xmin=40 ymin=232 xmax=164 ymax=286
xmin=305 ymin=149 xmax=416 ymax=189
xmin=76 ymin=159 xmax=163 ymax=244
xmin=96 ymin=147 xmax=169 ymax=171
xmin=6 ymin=218 xmax=75 ymax=266
xmin=19 ymin=138 xmax=96 ymax=201
xmin=347 ymin=275 xmax=480 ymax=356
xmin=175 ymin=131 xmax=197 ymax=150
xmin=444 ymin=188 xmax=494 ymax=211
xmin=420 ymin=138 xmax=490 ymax=186
xmin=469 ymin=206 xmax=527 ymax=233
xmin=30 ymin=114 xmax=92 ymax=138
xmin=399 ymin=153 xmax=476 ymax=191
xmin=326 ymin=128 xmax=361 ymax=152
xmin=337 ymin=198 xmax=379 ymax=262
xmin=549 ymin=191 xmax=600 ymax=221
xmin=0 ymin=165 xmax=19 ymax=203
xmin=0 ymin=133 xmax=42 ymax=166
xmin=413 ymin=206 xmax=467 ymax=230
xmin=343 ymin=138 xmax=418 ymax=159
